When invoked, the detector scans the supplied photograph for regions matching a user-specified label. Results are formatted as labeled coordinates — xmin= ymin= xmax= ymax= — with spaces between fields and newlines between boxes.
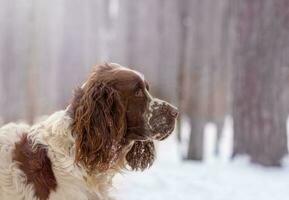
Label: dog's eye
xmin=135 ymin=89 xmax=144 ymax=97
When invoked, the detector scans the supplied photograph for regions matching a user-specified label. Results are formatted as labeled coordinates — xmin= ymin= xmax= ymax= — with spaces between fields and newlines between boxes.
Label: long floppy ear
xmin=70 ymin=82 xmax=126 ymax=172
xmin=126 ymin=141 xmax=155 ymax=171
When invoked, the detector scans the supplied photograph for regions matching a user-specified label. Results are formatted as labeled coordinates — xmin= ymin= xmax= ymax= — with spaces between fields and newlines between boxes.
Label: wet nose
xmin=169 ymin=106 xmax=179 ymax=118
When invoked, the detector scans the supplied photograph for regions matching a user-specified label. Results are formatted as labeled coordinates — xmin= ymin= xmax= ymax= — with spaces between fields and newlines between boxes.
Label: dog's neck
xmin=27 ymin=110 xmax=132 ymax=199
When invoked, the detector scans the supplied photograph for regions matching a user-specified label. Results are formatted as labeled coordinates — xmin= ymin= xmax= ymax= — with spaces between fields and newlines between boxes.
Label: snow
xmin=113 ymin=116 xmax=289 ymax=200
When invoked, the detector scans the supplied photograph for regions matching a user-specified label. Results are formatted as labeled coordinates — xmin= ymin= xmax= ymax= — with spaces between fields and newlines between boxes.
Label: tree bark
xmin=185 ymin=0 xmax=232 ymax=160
xmin=233 ymin=0 xmax=288 ymax=166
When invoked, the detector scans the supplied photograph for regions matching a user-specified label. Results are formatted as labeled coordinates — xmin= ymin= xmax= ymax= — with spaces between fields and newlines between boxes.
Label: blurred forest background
xmin=0 ymin=0 xmax=289 ymax=167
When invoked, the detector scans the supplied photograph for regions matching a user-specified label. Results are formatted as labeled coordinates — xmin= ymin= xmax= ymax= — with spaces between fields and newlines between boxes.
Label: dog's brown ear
xmin=70 ymin=82 xmax=126 ymax=172
xmin=126 ymin=141 xmax=155 ymax=171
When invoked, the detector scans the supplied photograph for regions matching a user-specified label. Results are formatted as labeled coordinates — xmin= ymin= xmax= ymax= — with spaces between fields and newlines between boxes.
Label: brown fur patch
xmin=69 ymin=64 xmax=157 ymax=172
xmin=13 ymin=134 xmax=57 ymax=200
xmin=70 ymin=83 xmax=126 ymax=172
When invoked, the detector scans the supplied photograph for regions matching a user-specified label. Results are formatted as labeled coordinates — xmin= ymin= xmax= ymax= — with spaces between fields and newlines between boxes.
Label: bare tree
xmin=177 ymin=0 xmax=191 ymax=142
xmin=181 ymin=0 xmax=232 ymax=160
xmin=233 ymin=0 xmax=288 ymax=166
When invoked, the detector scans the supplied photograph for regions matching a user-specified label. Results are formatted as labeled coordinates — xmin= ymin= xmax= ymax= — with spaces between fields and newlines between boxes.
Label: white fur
xmin=0 ymin=111 xmax=124 ymax=200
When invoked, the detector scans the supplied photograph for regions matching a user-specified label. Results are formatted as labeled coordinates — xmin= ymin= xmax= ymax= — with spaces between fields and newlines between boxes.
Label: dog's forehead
xmin=128 ymin=69 xmax=145 ymax=82
xmin=115 ymin=67 xmax=145 ymax=84
xmin=110 ymin=63 xmax=145 ymax=81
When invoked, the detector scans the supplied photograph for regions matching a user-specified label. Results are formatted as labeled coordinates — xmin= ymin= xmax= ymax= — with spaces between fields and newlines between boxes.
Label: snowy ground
xmin=113 ymin=116 xmax=289 ymax=200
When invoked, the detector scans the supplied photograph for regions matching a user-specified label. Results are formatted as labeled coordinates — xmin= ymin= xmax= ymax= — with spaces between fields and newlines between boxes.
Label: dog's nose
xmin=169 ymin=106 xmax=179 ymax=118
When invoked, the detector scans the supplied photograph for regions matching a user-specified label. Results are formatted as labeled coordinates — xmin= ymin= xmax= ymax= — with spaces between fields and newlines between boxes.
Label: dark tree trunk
xmin=177 ymin=0 xmax=191 ymax=142
xmin=187 ymin=117 xmax=205 ymax=160
xmin=233 ymin=0 xmax=288 ymax=166
xmin=185 ymin=0 xmax=232 ymax=160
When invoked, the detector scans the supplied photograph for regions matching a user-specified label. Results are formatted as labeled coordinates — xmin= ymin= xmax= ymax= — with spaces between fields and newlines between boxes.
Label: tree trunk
xmin=177 ymin=0 xmax=191 ymax=142
xmin=185 ymin=0 xmax=232 ymax=160
xmin=233 ymin=0 xmax=288 ymax=166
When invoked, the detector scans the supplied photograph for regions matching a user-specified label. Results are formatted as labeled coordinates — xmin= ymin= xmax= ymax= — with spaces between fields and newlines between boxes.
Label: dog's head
xmin=69 ymin=63 xmax=178 ymax=172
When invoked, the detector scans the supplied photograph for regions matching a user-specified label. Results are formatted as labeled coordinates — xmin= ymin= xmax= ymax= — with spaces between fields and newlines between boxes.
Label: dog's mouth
xmin=147 ymin=113 xmax=177 ymax=141
xmin=126 ymin=126 xmax=149 ymax=141
xmin=125 ymin=105 xmax=178 ymax=142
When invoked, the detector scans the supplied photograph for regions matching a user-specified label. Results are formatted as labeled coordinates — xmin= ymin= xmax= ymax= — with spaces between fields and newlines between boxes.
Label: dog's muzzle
xmin=144 ymin=90 xmax=179 ymax=141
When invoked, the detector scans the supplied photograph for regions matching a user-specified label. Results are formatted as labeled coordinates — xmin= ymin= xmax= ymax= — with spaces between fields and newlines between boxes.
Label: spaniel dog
xmin=0 ymin=63 xmax=178 ymax=200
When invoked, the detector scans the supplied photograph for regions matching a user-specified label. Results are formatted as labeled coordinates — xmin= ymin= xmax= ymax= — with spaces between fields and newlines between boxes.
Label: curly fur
xmin=71 ymin=84 xmax=126 ymax=172
xmin=0 ymin=63 xmax=178 ymax=200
